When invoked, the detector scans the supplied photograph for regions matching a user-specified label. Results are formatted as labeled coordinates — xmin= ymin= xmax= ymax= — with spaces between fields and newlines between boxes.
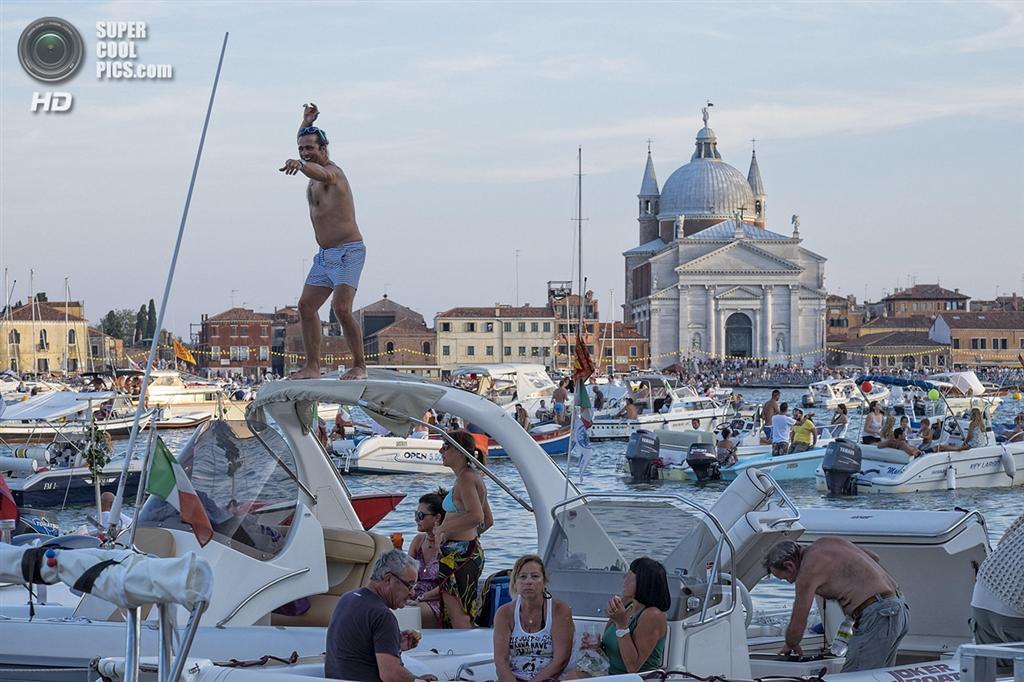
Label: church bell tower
xmin=638 ymin=144 xmax=660 ymax=244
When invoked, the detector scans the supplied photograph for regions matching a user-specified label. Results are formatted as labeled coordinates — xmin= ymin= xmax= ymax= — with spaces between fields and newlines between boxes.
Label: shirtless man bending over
xmin=280 ymin=103 xmax=367 ymax=380
xmin=764 ymin=538 xmax=909 ymax=672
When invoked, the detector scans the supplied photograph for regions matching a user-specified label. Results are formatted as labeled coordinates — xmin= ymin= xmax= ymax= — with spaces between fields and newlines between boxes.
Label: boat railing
xmin=957 ymin=641 xmax=1024 ymax=682
xmin=549 ymin=492 xmax=738 ymax=628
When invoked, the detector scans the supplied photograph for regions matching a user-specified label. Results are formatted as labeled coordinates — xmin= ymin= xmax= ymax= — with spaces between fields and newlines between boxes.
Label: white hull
xmin=333 ymin=435 xmax=446 ymax=474
xmin=816 ymin=442 xmax=1024 ymax=494
xmin=591 ymin=408 xmax=730 ymax=440
xmin=0 ymin=411 xmax=153 ymax=439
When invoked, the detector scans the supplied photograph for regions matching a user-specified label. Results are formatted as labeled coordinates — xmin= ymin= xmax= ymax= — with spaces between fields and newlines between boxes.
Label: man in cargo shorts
xmin=765 ymin=538 xmax=909 ymax=672
xmin=280 ymin=102 xmax=367 ymax=380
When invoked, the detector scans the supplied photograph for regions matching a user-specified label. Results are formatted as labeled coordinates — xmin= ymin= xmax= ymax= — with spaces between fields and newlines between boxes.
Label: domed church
xmin=623 ymin=106 xmax=827 ymax=367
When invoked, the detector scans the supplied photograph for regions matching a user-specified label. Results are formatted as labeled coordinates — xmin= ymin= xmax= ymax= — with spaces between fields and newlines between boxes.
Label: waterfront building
xmin=881 ymin=284 xmax=969 ymax=318
xmin=624 ymin=107 xmax=827 ymax=367
xmin=198 ymin=307 xmax=274 ymax=377
xmin=825 ymin=294 xmax=865 ymax=344
xmin=1 ymin=296 xmax=90 ymax=374
xmin=88 ymin=326 xmax=124 ymax=368
xmin=931 ymin=311 xmax=1024 ymax=368
xmin=435 ymin=304 xmax=556 ymax=370
xmin=595 ymin=322 xmax=650 ymax=374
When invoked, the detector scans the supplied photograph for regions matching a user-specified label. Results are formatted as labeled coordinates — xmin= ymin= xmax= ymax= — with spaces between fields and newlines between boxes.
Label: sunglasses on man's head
xmin=297 ymin=126 xmax=329 ymax=145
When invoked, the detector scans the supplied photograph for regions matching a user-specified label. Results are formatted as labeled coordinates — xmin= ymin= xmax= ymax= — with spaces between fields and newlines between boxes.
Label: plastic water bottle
xmin=830 ymin=617 xmax=855 ymax=656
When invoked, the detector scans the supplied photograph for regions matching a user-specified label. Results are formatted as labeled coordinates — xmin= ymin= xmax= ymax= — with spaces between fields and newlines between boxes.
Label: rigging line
xmin=106 ymin=32 xmax=230 ymax=538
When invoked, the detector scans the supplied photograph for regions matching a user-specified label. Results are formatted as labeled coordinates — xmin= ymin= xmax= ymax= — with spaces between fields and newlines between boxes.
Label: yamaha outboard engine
xmin=625 ymin=430 xmax=661 ymax=482
xmin=686 ymin=442 xmax=720 ymax=482
xmin=821 ymin=438 xmax=861 ymax=496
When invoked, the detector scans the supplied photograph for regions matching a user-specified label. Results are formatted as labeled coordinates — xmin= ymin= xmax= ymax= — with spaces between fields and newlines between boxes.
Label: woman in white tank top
xmin=494 ymin=555 xmax=575 ymax=682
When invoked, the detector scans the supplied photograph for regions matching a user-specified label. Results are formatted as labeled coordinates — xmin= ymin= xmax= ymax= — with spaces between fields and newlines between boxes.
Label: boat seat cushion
xmin=858 ymin=445 xmax=911 ymax=465
xmin=271 ymin=529 xmax=391 ymax=628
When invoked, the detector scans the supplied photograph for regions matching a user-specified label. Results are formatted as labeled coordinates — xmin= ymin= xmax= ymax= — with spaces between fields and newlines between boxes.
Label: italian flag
xmin=146 ymin=437 xmax=213 ymax=547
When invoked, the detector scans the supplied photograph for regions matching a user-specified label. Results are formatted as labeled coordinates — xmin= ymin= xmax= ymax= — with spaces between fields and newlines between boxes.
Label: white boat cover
xmin=0 ymin=545 xmax=212 ymax=610
xmin=250 ymin=372 xmax=447 ymax=437
xmin=0 ymin=391 xmax=117 ymax=422
xmin=931 ymin=371 xmax=986 ymax=396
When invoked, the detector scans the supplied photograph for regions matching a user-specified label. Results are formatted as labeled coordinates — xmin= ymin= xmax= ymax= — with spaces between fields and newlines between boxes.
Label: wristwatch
xmin=615 ymin=627 xmax=630 ymax=638
xmin=298 ymin=159 xmax=306 ymax=167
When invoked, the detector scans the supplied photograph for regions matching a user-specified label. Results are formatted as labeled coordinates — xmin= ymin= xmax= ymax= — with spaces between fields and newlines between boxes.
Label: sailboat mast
xmin=30 ymin=269 xmax=37 ymax=374
xmin=63 ymin=277 xmax=69 ymax=375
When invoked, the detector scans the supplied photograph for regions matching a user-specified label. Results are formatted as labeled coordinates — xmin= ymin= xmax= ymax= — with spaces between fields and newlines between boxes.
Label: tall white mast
xmin=63 ymin=277 xmax=69 ymax=374
xmin=30 ymin=269 xmax=38 ymax=374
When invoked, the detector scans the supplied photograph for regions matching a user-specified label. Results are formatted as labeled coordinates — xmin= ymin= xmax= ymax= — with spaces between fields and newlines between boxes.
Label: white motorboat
xmin=0 ymin=390 xmax=153 ymax=441
xmin=135 ymin=369 xmax=250 ymax=420
xmin=816 ymin=427 xmax=1024 ymax=495
xmin=0 ymin=373 xmax=1006 ymax=682
xmin=926 ymin=370 xmax=1004 ymax=414
xmin=450 ymin=363 xmax=556 ymax=417
xmin=332 ymin=433 xmax=447 ymax=475
xmin=590 ymin=374 xmax=732 ymax=440
xmin=802 ymin=377 xmax=890 ymax=410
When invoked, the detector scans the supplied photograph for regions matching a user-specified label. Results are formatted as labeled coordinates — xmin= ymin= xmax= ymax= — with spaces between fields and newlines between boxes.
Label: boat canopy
xmin=249 ymin=372 xmax=447 ymax=437
xmin=928 ymin=371 xmax=986 ymax=396
xmin=856 ymin=375 xmax=937 ymax=391
xmin=0 ymin=390 xmax=118 ymax=422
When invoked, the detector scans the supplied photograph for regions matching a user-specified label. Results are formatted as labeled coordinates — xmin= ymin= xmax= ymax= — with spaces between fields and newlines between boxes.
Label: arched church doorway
xmin=725 ymin=313 xmax=753 ymax=358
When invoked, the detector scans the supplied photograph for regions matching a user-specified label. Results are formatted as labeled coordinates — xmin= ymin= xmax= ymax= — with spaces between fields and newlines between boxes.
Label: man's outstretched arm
xmin=299 ymin=102 xmax=318 ymax=132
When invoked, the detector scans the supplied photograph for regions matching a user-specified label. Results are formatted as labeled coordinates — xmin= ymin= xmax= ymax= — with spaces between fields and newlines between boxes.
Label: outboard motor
xmin=821 ymin=438 xmax=861 ymax=496
xmin=686 ymin=442 xmax=720 ymax=482
xmin=625 ymin=430 xmax=661 ymax=482
xmin=801 ymin=391 xmax=815 ymax=407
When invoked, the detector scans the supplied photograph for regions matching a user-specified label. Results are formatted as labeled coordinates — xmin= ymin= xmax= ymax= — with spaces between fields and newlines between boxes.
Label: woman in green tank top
xmin=571 ymin=557 xmax=670 ymax=677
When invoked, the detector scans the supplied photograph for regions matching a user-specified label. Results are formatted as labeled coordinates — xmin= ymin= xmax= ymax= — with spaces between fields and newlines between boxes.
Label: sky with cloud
xmin=1 ymin=1 xmax=1022 ymax=337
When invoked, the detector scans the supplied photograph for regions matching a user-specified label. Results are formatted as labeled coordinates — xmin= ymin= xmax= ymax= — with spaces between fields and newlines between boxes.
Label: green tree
xmin=135 ymin=306 xmax=147 ymax=344
xmin=145 ymin=299 xmax=157 ymax=341
xmin=99 ymin=309 xmax=138 ymax=345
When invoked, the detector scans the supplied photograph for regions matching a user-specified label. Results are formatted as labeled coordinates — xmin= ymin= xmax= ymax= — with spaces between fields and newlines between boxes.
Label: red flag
xmin=573 ymin=330 xmax=595 ymax=382
xmin=0 ymin=474 xmax=17 ymax=522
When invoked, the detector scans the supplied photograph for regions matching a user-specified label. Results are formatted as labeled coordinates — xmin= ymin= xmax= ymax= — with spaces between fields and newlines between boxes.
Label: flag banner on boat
xmin=574 ymin=379 xmax=593 ymax=428
xmin=173 ymin=339 xmax=197 ymax=365
xmin=571 ymin=416 xmax=593 ymax=481
xmin=146 ymin=437 xmax=213 ymax=546
xmin=572 ymin=329 xmax=595 ymax=383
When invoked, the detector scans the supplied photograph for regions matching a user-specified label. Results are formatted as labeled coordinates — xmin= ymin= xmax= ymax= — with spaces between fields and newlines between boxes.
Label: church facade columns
xmin=762 ymin=284 xmax=773 ymax=361
xmin=705 ymin=285 xmax=716 ymax=356
xmin=789 ymin=284 xmax=801 ymax=359
xmin=678 ymin=285 xmax=691 ymax=361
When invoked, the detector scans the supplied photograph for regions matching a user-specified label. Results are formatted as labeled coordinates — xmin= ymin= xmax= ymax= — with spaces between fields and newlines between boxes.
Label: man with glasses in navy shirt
xmin=280 ymin=102 xmax=368 ymax=380
xmin=326 ymin=550 xmax=436 ymax=681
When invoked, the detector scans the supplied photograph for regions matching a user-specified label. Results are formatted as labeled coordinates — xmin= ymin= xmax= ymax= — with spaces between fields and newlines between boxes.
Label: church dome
xmin=657 ymin=115 xmax=754 ymax=221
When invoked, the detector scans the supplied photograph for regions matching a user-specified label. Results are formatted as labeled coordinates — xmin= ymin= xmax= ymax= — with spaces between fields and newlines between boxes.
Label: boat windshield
xmin=546 ymin=497 xmax=715 ymax=580
xmin=138 ymin=419 xmax=300 ymax=560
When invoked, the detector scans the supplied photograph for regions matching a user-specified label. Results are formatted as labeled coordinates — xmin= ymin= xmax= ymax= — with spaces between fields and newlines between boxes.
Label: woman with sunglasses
xmin=435 ymin=429 xmax=493 ymax=628
xmin=408 ymin=488 xmax=447 ymax=627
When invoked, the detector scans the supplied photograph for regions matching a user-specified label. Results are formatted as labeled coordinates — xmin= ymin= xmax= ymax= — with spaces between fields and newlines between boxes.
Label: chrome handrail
xmin=549 ymin=491 xmax=737 ymax=628
xmin=215 ymin=566 xmax=310 ymax=628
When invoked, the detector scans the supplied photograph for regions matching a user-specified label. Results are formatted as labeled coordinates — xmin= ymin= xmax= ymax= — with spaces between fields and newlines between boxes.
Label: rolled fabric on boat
xmin=0 ymin=545 xmax=212 ymax=610
xmin=0 ymin=456 xmax=38 ymax=474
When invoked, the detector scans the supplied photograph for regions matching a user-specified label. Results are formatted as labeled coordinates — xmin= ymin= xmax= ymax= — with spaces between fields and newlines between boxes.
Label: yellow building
xmin=2 ymin=299 xmax=91 ymax=374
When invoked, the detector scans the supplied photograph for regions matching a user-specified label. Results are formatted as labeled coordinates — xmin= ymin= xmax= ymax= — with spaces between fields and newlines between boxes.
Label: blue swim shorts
xmin=305 ymin=241 xmax=366 ymax=290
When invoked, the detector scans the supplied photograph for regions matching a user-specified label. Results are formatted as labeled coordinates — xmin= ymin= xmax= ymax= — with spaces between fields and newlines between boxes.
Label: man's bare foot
xmin=340 ymin=367 xmax=368 ymax=381
xmin=289 ymin=366 xmax=322 ymax=380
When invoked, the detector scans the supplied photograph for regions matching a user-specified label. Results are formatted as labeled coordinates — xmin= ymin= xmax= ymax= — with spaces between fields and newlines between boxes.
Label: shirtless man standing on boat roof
xmin=765 ymin=538 xmax=909 ymax=672
xmin=280 ymin=102 xmax=367 ymax=380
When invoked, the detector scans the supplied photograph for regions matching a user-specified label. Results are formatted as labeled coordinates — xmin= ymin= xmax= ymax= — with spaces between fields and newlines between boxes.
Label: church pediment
xmin=718 ymin=285 xmax=763 ymax=301
xmin=675 ymin=241 xmax=803 ymax=274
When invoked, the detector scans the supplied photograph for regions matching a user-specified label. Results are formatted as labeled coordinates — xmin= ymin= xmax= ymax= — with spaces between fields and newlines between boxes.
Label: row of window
xmin=7 ymin=356 xmax=80 ymax=372
xmin=827 ymin=318 xmax=851 ymax=328
xmin=896 ymin=301 xmax=966 ymax=312
xmin=8 ymin=329 xmax=78 ymax=346
xmin=439 ymin=344 xmax=640 ymax=358
xmin=953 ymin=338 xmax=1021 ymax=351
xmin=207 ymin=324 xmax=270 ymax=338
xmin=438 ymin=321 xmax=554 ymax=334
xmin=209 ymin=345 xmax=270 ymax=361
xmin=869 ymin=355 xmax=945 ymax=367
